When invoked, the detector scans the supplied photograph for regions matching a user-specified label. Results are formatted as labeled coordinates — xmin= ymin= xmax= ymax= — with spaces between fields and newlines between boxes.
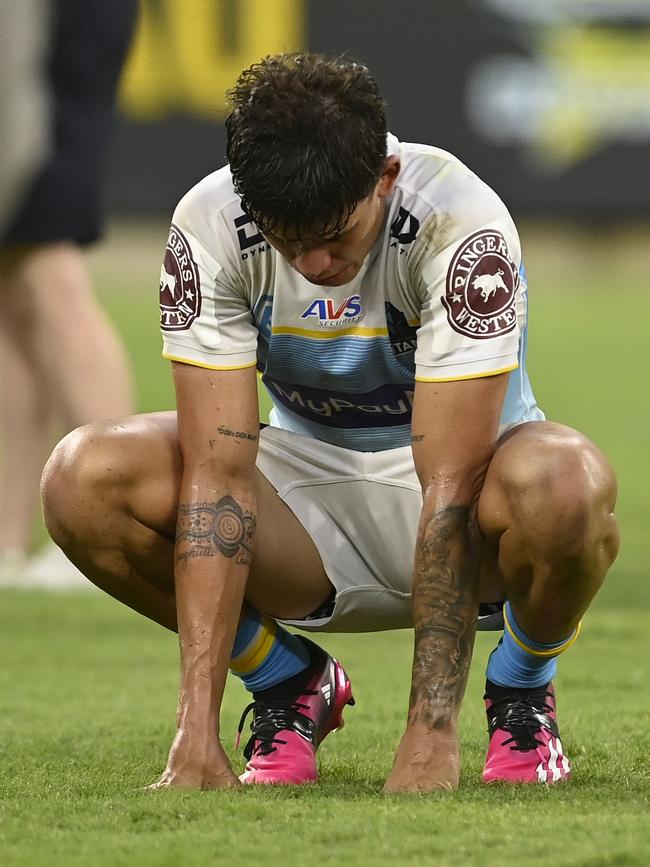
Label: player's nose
xmin=293 ymin=247 xmax=332 ymax=279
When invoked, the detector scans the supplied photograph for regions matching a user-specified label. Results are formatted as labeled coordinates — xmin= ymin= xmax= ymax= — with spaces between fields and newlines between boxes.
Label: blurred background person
xmin=0 ymin=0 xmax=49 ymax=233
xmin=0 ymin=0 xmax=138 ymax=587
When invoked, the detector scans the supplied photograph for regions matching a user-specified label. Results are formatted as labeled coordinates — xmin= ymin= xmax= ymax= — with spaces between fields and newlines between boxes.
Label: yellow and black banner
xmin=108 ymin=0 xmax=650 ymax=217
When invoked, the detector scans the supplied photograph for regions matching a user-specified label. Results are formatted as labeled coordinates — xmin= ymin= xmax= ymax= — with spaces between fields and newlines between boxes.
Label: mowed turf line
xmin=1 ymin=226 xmax=648 ymax=865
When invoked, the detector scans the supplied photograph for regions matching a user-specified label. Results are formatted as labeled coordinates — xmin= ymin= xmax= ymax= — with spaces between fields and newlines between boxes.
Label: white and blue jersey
xmin=159 ymin=134 xmax=543 ymax=451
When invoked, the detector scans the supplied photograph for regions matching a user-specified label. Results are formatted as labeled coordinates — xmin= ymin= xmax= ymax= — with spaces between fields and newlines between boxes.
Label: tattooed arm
xmin=384 ymin=373 xmax=510 ymax=793
xmin=151 ymin=361 xmax=260 ymax=790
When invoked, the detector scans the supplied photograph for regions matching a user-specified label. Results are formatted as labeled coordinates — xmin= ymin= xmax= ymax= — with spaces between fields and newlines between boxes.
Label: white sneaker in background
xmin=20 ymin=542 xmax=93 ymax=590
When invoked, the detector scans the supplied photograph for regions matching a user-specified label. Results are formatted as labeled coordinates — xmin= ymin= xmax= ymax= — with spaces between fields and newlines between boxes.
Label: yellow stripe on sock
xmin=503 ymin=606 xmax=582 ymax=658
xmin=229 ymin=618 xmax=277 ymax=674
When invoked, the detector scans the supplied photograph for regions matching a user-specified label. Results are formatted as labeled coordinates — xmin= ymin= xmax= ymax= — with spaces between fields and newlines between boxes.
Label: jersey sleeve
xmin=414 ymin=214 xmax=524 ymax=382
xmin=159 ymin=186 xmax=258 ymax=371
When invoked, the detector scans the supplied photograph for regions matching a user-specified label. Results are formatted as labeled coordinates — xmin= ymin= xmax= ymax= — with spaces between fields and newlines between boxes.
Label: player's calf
xmin=481 ymin=422 xmax=619 ymax=638
xmin=479 ymin=422 xmax=619 ymax=783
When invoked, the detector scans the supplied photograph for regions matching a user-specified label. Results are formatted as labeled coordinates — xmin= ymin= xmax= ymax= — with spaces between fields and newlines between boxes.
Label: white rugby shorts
xmin=256 ymin=425 xmax=517 ymax=633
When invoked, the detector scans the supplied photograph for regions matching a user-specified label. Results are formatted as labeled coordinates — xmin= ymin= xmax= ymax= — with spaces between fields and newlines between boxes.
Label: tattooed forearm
xmin=176 ymin=496 xmax=256 ymax=566
xmin=408 ymin=505 xmax=480 ymax=729
xmin=215 ymin=425 xmax=258 ymax=442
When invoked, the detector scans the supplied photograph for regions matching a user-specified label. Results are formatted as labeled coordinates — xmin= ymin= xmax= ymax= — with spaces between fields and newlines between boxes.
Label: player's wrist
xmin=176 ymin=680 xmax=222 ymax=733
xmin=384 ymin=722 xmax=461 ymax=793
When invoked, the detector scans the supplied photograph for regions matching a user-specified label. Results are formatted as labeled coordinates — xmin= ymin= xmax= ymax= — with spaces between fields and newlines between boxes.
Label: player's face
xmin=264 ymin=157 xmax=400 ymax=287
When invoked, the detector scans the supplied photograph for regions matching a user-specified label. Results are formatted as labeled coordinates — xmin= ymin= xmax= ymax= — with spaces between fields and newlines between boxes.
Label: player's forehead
xmin=267 ymin=226 xmax=339 ymax=246
xmin=263 ymin=198 xmax=366 ymax=245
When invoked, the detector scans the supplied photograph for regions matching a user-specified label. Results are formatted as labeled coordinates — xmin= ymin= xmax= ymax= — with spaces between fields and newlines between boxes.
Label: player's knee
xmin=502 ymin=426 xmax=618 ymax=561
xmin=41 ymin=421 xmax=138 ymax=548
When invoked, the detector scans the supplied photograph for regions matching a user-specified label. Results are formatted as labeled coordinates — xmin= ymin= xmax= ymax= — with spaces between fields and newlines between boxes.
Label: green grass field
xmin=1 ymin=222 xmax=649 ymax=866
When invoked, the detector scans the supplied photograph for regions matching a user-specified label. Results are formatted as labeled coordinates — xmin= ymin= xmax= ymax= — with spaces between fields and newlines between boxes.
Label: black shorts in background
xmin=2 ymin=0 xmax=137 ymax=247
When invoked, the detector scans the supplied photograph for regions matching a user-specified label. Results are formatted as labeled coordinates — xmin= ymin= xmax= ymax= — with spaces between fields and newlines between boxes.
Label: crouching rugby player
xmin=41 ymin=54 xmax=619 ymax=792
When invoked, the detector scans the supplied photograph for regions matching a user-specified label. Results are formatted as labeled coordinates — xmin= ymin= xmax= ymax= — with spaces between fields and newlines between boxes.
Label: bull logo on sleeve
xmin=473 ymin=268 xmax=510 ymax=303
xmin=159 ymin=224 xmax=201 ymax=331
xmin=160 ymin=265 xmax=178 ymax=300
xmin=443 ymin=229 xmax=519 ymax=339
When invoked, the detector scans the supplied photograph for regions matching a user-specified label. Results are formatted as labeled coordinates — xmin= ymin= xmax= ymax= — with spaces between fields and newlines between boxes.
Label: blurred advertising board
xmin=110 ymin=0 xmax=650 ymax=217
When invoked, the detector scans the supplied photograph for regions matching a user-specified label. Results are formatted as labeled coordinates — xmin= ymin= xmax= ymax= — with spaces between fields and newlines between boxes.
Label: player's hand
xmin=383 ymin=721 xmax=460 ymax=793
xmin=147 ymin=730 xmax=241 ymax=791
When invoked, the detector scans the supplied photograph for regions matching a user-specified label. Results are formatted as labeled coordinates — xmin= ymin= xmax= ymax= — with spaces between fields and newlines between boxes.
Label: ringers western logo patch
xmin=443 ymin=229 xmax=518 ymax=339
xmin=159 ymin=225 xmax=201 ymax=331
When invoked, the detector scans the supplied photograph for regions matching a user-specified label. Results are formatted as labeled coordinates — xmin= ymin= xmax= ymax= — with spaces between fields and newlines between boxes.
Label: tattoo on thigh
xmin=409 ymin=505 xmax=480 ymax=729
xmin=176 ymin=496 xmax=256 ymax=567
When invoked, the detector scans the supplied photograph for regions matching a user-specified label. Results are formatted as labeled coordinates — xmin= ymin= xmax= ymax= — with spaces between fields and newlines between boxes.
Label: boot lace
xmin=236 ymin=691 xmax=318 ymax=759
xmin=487 ymin=690 xmax=557 ymax=751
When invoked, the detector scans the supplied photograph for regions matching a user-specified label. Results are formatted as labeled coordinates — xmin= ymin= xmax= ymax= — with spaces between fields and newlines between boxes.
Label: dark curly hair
xmin=225 ymin=53 xmax=388 ymax=239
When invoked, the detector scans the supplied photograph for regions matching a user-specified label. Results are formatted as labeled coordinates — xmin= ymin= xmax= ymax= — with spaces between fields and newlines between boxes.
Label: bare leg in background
xmin=0 ymin=243 xmax=134 ymax=575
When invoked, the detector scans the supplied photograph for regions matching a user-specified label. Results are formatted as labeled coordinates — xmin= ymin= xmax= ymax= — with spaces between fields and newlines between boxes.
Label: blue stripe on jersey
xmin=270 ymin=402 xmax=413 ymax=451
xmin=258 ymin=268 xmax=541 ymax=450
xmin=257 ymin=303 xmax=418 ymax=450
xmin=264 ymin=333 xmax=414 ymax=392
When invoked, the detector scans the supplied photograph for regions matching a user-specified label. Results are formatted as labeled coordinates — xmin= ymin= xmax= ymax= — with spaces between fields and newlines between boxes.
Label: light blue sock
xmin=230 ymin=606 xmax=310 ymax=693
xmin=486 ymin=600 xmax=580 ymax=689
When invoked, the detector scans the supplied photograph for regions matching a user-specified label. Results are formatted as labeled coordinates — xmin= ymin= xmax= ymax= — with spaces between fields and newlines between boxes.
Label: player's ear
xmin=377 ymin=156 xmax=400 ymax=199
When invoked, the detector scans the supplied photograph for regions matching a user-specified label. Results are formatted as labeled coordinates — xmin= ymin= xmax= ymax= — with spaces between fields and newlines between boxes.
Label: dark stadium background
xmin=109 ymin=0 xmax=650 ymax=219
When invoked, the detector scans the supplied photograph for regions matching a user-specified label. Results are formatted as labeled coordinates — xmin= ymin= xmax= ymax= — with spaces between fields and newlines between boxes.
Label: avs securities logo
xmin=159 ymin=225 xmax=201 ymax=331
xmin=300 ymin=295 xmax=363 ymax=327
xmin=443 ymin=229 xmax=518 ymax=339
